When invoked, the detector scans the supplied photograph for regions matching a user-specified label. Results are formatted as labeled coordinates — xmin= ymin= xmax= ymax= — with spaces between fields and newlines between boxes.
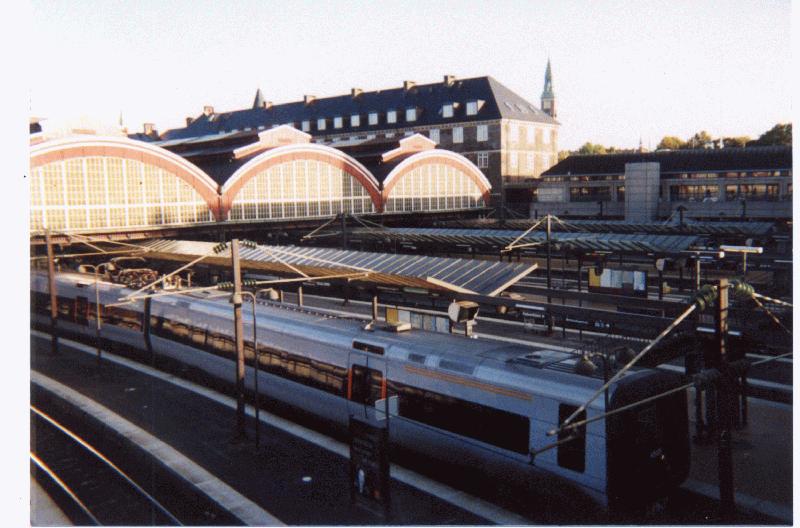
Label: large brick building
xmin=156 ymin=65 xmax=560 ymax=210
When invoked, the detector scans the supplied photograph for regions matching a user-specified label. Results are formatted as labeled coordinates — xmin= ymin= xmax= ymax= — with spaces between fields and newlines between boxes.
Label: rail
xmin=31 ymin=405 xmax=183 ymax=526
xmin=30 ymin=453 xmax=101 ymax=525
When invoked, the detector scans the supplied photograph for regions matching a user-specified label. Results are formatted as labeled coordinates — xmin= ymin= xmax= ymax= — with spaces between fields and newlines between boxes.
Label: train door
xmin=347 ymin=352 xmax=395 ymax=422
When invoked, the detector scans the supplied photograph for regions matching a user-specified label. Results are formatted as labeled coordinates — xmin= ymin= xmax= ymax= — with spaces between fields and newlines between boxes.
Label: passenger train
xmin=31 ymin=270 xmax=690 ymax=517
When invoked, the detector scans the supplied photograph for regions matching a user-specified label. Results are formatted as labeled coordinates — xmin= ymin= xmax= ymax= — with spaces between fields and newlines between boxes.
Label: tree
xmin=657 ymin=136 xmax=685 ymax=150
xmin=558 ymin=150 xmax=571 ymax=161
xmin=685 ymin=130 xmax=713 ymax=149
xmin=722 ymin=136 xmax=751 ymax=148
xmin=577 ymin=142 xmax=607 ymax=155
xmin=748 ymin=123 xmax=792 ymax=147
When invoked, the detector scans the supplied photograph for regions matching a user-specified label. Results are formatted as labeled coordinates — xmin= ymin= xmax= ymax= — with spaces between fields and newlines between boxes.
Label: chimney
xmin=443 ymin=75 xmax=456 ymax=86
xmin=185 ymin=116 xmax=194 ymax=126
xmin=304 ymin=95 xmax=316 ymax=105
xmin=143 ymin=123 xmax=156 ymax=135
xmin=203 ymin=105 xmax=214 ymax=116
xmin=403 ymin=80 xmax=416 ymax=91
xmin=351 ymin=88 xmax=363 ymax=98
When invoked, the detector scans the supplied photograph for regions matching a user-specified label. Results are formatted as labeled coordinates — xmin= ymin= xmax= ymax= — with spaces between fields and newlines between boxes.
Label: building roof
xmin=161 ymin=76 xmax=558 ymax=141
xmin=352 ymin=227 xmax=699 ymax=254
xmin=542 ymin=146 xmax=792 ymax=177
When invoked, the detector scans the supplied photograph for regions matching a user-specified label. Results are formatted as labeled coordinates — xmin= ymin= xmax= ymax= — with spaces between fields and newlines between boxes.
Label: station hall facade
xmin=30 ymin=68 xmax=559 ymax=235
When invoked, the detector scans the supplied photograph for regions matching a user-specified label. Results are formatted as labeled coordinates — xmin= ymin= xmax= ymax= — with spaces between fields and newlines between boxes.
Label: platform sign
xmin=349 ymin=415 xmax=390 ymax=518
xmin=588 ymin=268 xmax=648 ymax=298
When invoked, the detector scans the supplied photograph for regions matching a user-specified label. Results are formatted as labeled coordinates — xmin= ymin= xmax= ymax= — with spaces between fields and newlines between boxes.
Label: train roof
xmin=34 ymin=271 xmax=658 ymax=409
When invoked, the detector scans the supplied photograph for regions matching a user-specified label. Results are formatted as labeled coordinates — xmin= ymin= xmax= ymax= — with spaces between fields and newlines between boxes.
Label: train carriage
xmin=31 ymin=271 xmax=689 ymax=516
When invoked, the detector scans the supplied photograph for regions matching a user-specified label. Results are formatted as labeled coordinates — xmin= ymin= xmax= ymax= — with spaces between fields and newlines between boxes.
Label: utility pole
xmin=230 ymin=239 xmax=246 ymax=438
xmin=45 ymin=230 xmax=59 ymax=355
xmin=546 ymin=214 xmax=553 ymax=334
xmin=695 ymin=257 xmax=702 ymax=292
xmin=714 ymin=279 xmax=735 ymax=517
xmin=341 ymin=213 xmax=348 ymax=250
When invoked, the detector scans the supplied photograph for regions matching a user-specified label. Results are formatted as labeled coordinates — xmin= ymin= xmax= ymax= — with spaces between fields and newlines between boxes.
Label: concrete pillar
xmin=624 ymin=162 xmax=661 ymax=222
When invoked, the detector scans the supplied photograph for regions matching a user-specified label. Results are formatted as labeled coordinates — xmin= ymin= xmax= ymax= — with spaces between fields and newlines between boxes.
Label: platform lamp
xmin=719 ymin=245 xmax=763 ymax=276
xmin=78 ymin=262 xmax=116 ymax=364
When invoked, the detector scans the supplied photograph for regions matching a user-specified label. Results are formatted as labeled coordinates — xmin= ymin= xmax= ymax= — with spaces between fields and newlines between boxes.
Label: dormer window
xmin=442 ymin=103 xmax=454 ymax=118
xmin=334 ymin=116 xmax=343 ymax=129
xmin=466 ymin=101 xmax=479 ymax=116
xmin=317 ymin=118 xmax=326 ymax=131
xmin=387 ymin=110 xmax=397 ymax=124
xmin=368 ymin=112 xmax=378 ymax=125
xmin=405 ymin=108 xmax=417 ymax=122
xmin=351 ymin=114 xmax=360 ymax=127
xmin=301 ymin=120 xmax=310 ymax=132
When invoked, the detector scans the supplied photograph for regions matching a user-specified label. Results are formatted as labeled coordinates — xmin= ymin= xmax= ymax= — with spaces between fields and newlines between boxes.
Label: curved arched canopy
xmin=221 ymin=144 xmax=381 ymax=220
xmin=381 ymin=151 xmax=492 ymax=213
xmin=29 ymin=136 xmax=220 ymax=233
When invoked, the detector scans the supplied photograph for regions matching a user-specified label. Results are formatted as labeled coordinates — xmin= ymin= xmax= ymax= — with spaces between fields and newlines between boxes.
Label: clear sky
xmin=29 ymin=0 xmax=792 ymax=150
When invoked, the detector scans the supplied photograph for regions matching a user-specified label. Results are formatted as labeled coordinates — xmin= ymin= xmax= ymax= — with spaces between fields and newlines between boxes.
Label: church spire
xmin=253 ymin=88 xmax=266 ymax=109
xmin=540 ymin=59 xmax=557 ymax=119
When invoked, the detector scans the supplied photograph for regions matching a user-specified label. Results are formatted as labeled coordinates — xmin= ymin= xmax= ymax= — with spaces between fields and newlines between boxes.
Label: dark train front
xmin=605 ymin=369 xmax=691 ymax=514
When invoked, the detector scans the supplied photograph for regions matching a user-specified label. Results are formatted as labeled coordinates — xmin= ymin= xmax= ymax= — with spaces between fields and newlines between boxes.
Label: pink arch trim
xmin=381 ymin=151 xmax=492 ymax=205
xmin=30 ymin=136 xmax=222 ymax=219
xmin=220 ymin=144 xmax=382 ymax=216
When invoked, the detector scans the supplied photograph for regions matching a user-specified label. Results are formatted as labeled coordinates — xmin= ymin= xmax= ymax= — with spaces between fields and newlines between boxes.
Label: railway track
xmin=30 ymin=406 xmax=183 ymax=526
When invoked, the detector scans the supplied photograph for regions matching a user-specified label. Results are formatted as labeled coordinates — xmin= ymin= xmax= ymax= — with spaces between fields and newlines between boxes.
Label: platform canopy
xmin=139 ymin=239 xmax=536 ymax=297
xmin=440 ymin=218 xmax=775 ymax=237
xmin=352 ymin=227 xmax=700 ymax=254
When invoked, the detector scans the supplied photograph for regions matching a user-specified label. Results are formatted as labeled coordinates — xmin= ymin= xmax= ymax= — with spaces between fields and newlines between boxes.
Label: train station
xmin=26 ymin=33 xmax=792 ymax=523
xmin=29 ymin=112 xmax=793 ymax=524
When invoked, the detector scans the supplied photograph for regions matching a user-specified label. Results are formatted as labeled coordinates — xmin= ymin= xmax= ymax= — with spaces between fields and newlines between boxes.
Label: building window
xmin=477 ymin=125 xmax=488 ymax=142
xmin=526 ymin=153 xmax=534 ymax=170
xmin=477 ymin=152 xmax=489 ymax=168
xmin=442 ymin=103 xmax=454 ymax=118
xmin=386 ymin=132 xmax=395 ymax=138
xmin=509 ymin=124 xmax=519 ymax=142
xmin=725 ymin=184 xmax=779 ymax=201
xmin=404 ymin=131 xmax=413 ymax=137
xmin=669 ymin=185 xmax=719 ymax=202
xmin=351 ymin=114 xmax=360 ymax=127
xmin=301 ymin=120 xmax=310 ymax=132
xmin=453 ymin=127 xmax=464 ymax=143
xmin=510 ymin=152 xmax=518 ymax=168
xmin=367 ymin=134 xmax=376 ymax=140
xmin=317 ymin=118 xmax=326 ymax=131
xmin=387 ymin=110 xmax=397 ymax=123
xmin=617 ymin=186 xmax=625 ymax=201
xmin=406 ymin=108 xmax=417 ymax=122
xmin=429 ymin=129 xmax=440 ymax=143
xmin=466 ymin=101 xmax=478 ymax=116
xmin=334 ymin=116 xmax=343 ymax=129
xmin=570 ymin=186 xmax=611 ymax=202
xmin=368 ymin=112 xmax=378 ymax=125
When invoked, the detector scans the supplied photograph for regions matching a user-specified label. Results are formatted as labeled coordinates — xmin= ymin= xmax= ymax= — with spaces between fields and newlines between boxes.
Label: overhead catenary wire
xmin=753 ymin=292 xmax=792 ymax=308
xmin=751 ymin=295 xmax=792 ymax=335
xmin=31 ymin=248 xmax=147 ymax=261
xmin=552 ymin=301 xmax=698 ymax=435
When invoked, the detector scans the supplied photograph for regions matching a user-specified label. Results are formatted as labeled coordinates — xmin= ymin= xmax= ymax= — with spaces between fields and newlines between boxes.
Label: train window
xmin=390 ymin=380 xmax=530 ymax=454
xmin=350 ymin=365 xmax=383 ymax=405
xmin=557 ymin=404 xmax=586 ymax=473
xmin=353 ymin=341 xmax=384 ymax=355
xmin=75 ymin=296 xmax=88 ymax=325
